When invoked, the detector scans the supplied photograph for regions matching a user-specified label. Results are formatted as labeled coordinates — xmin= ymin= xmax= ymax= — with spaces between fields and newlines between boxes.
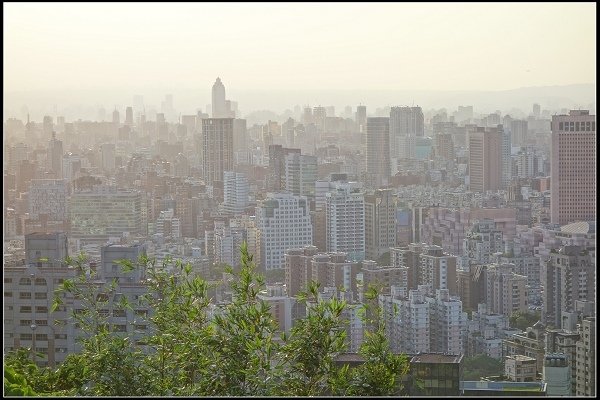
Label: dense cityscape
xmin=3 ymin=2 xmax=596 ymax=397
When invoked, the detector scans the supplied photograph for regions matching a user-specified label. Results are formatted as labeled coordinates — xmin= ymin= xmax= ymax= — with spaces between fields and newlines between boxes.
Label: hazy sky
xmin=4 ymin=2 xmax=596 ymax=94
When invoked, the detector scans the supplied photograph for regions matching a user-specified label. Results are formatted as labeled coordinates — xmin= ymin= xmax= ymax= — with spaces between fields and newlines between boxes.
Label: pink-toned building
xmin=421 ymin=207 xmax=517 ymax=256
xmin=550 ymin=110 xmax=596 ymax=225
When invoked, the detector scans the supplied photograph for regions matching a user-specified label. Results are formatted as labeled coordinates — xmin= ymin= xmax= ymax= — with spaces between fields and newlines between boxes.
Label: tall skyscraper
xmin=550 ymin=110 xmax=596 ymax=225
xmin=47 ymin=133 xmax=63 ymax=179
xmin=43 ymin=115 xmax=53 ymax=136
xmin=468 ymin=126 xmax=502 ymax=193
xmin=364 ymin=189 xmax=397 ymax=261
xmin=365 ymin=117 xmax=391 ymax=188
xmin=510 ymin=119 xmax=528 ymax=147
xmin=355 ymin=105 xmax=366 ymax=133
xmin=125 ymin=106 xmax=133 ymax=126
xmin=389 ymin=106 xmax=424 ymax=165
xmin=202 ymin=118 xmax=234 ymax=187
xmin=211 ymin=77 xmax=228 ymax=118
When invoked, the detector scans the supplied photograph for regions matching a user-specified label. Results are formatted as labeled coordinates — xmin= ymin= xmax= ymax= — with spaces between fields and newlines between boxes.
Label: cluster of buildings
xmin=3 ymin=78 xmax=596 ymax=396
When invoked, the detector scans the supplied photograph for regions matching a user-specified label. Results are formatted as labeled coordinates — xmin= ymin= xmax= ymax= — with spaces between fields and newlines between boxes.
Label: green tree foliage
xmin=509 ymin=310 xmax=541 ymax=331
xmin=462 ymin=354 xmax=504 ymax=380
xmin=4 ymin=243 xmax=410 ymax=396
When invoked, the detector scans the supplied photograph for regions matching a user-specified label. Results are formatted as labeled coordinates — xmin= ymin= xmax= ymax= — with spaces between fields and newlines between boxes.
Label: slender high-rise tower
xmin=212 ymin=77 xmax=227 ymax=118
xmin=365 ymin=117 xmax=391 ymax=188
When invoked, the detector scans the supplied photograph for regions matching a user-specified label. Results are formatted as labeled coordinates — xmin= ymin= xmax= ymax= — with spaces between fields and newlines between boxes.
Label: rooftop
xmin=411 ymin=353 xmax=463 ymax=364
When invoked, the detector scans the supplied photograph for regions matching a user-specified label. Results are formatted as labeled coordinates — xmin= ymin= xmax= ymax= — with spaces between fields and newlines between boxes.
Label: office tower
xmin=550 ymin=110 xmax=596 ymax=225
xmin=313 ymin=106 xmax=326 ymax=132
xmin=70 ymin=186 xmax=142 ymax=242
xmin=27 ymin=179 xmax=68 ymax=221
xmin=364 ymin=189 xmax=396 ymax=261
xmin=125 ymin=106 xmax=133 ymax=126
xmin=501 ymin=126 xmax=512 ymax=188
xmin=256 ymin=192 xmax=312 ymax=270
xmin=101 ymin=143 xmax=116 ymax=172
xmin=390 ymin=106 xmax=424 ymax=138
xmin=211 ymin=77 xmax=227 ymax=118
xmin=4 ymin=232 xmax=75 ymax=367
xmin=267 ymin=145 xmax=300 ymax=191
xmin=390 ymin=106 xmax=424 ymax=166
xmin=232 ymin=118 xmax=247 ymax=154
xmin=47 ymin=133 xmax=63 ymax=178
xmin=112 ymin=109 xmax=120 ymax=125
xmin=355 ymin=105 xmax=367 ymax=133
xmin=575 ymin=317 xmax=595 ymax=396
xmin=365 ymin=117 xmax=390 ymax=188
xmin=284 ymin=152 xmax=317 ymax=199
xmin=223 ymin=171 xmax=249 ymax=215
xmin=542 ymin=245 xmax=595 ymax=328
xmin=202 ymin=118 xmax=234 ymax=187
xmin=510 ymin=119 xmax=528 ymax=147
xmin=43 ymin=115 xmax=53 ymax=136
xmin=325 ymin=183 xmax=365 ymax=261
xmin=420 ymin=245 xmax=458 ymax=296
xmin=485 ymin=263 xmax=528 ymax=316
xmin=433 ymin=132 xmax=455 ymax=161
xmin=468 ymin=126 xmax=502 ymax=192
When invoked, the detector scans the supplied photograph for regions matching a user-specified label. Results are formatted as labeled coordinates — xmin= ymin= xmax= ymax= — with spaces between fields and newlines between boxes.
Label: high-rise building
xmin=484 ymin=263 xmax=528 ymax=317
xmin=550 ymin=110 xmax=596 ymax=225
xmin=390 ymin=106 xmax=424 ymax=165
xmin=223 ymin=171 xmax=249 ymax=215
xmin=211 ymin=77 xmax=232 ymax=118
xmin=365 ymin=117 xmax=390 ymax=188
xmin=267 ymin=145 xmax=300 ymax=191
xmin=355 ymin=105 xmax=366 ymax=133
xmin=43 ymin=115 xmax=53 ymax=136
xmin=501 ymin=126 xmax=512 ymax=188
xmin=284 ymin=152 xmax=317 ymax=199
xmin=284 ymin=246 xmax=319 ymax=298
xmin=575 ymin=317 xmax=595 ymax=396
xmin=101 ymin=143 xmax=116 ymax=172
xmin=256 ymin=192 xmax=312 ymax=270
xmin=420 ymin=245 xmax=458 ymax=296
xmin=427 ymin=288 xmax=466 ymax=355
xmin=463 ymin=219 xmax=504 ymax=265
xmin=112 ymin=109 xmax=120 ymax=125
xmin=125 ymin=106 xmax=133 ymax=126
xmin=202 ymin=118 xmax=234 ymax=187
xmin=47 ymin=134 xmax=63 ymax=179
xmin=325 ymin=182 xmax=365 ymax=261
xmin=468 ymin=126 xmax=502 ymax=193
xmin=510 ymin=120 xmax=528 ymax=148
xmin=433 ymin=132 xmax=455 ymax=161
xmin=364 ymin=189 xmax=396 ymax=261
xmin=232 ymin=118 xmax=247 ymax=154
xmin=542 ymin=245 xmax=595 ymax=328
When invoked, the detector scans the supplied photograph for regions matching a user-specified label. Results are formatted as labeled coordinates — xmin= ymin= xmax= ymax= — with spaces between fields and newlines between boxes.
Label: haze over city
xmin=3 ymin=2 xmax=596 ymax=398
xmin=3 ymin=2 xmax=596 ymax=119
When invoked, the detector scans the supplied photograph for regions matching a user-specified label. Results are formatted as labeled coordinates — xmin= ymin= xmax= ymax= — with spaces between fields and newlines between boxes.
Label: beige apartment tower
xmin=468 ymin=126 xmax=502 ymax=193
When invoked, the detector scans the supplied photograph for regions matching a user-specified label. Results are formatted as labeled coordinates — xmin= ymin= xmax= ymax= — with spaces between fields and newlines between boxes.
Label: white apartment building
xmin=223 ymin=171 xmax=249 ymax=215
xmin=325 ymin=183 xmax=365 ymax=261
xmin=256 ymin=192 xmax=312 ymax=270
